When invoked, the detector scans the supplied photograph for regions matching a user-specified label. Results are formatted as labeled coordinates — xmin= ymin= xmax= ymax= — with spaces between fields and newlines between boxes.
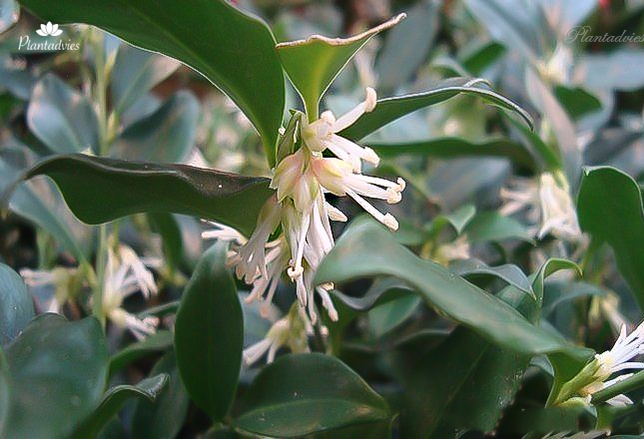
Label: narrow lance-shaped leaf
xmin=276 ymin=14 xmax=405 ymax=118
xmin=577 ymin=166 xmax=644 ymax=312
xmin=314 ymin=217 xmax=587 ymax=358
xmin=174 ymin=242 xmax=243 ymax=422
xmin=18 ymin=0 xmax=285 ymax=163
xmin=72 ymin=374 xmax=169 ymax=439
xmin=235 ymin=353 xmax=391 ymax=438
xmin=339 ymin=77 xmax=534 ymax=141
xmin=18 ymin=154 xmax=273 ymax=237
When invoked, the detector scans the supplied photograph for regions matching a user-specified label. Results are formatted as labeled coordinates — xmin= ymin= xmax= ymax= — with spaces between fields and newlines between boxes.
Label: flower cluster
xmin=205 ymin=88 xmax=405 ymax=328
xmin=501 ymin=172 xmax=582 ymax=242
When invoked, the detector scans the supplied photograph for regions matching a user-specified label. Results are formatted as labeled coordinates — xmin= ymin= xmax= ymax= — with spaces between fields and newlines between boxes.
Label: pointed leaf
xmin=18 ymin=0 xmax=285 ymax=162
xmin=20 ymin=154 xmax=273 ymax=236
xmin=174 ymin=242 xmax=243 ymax=421
xmin=315 ymin=217 xmax=583 ymax=356
xmin=4 ymin=315 xmax=108 ymax=438
xmin=577 ymin=166 xmax=644 ymax=312
xmin=276 ymin=14 xmax=405 ymax=117
xmin=340 ymin=77 xmax=533 ymax=141
xmin=26 ymin=74 xmax=100 ymax=154
xmin=0 ymin=263 xmax=34 ymax=347
xmin=235 ymin=353 xmax=390 ymax=437
xmin=131 ymin=351 xmax=189 ymax=439
xmin=108 ymin=330 xmax=173 ymax=375
xmin=72 ymin=374 xmax=169 ymax=439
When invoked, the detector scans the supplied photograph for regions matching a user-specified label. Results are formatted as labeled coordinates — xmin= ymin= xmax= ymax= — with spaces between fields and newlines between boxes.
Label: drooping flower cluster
xmin=501 ymin=172 xmax=582 ymax=242
xmin=205 ymin=88 xmax=405 ymax=326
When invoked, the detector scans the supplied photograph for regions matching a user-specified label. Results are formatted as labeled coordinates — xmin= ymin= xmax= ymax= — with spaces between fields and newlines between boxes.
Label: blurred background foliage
xmin=2 ymin=0 xmax=644 ymax=437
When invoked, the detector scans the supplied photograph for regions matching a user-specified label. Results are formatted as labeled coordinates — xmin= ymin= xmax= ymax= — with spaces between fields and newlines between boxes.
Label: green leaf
xmin=111 ymin=43 xmax=180 ymax=117
xmin=450 ymin=259 xmax=533 ymax=296
xmin=463 ymin=211 xmax=533 ymax=243
xmin=369 ymin=136 xmax=535 ymax=169
xmin=108 ymin=329 xmax=173 ymax=375
xmin=72 ymin=374 xmax=169 ymax=439
xmin=112 ymin=91 xmax=199 ymax=163
xmin=315 ymin=217 xmax=582 ymax=356
xmin=368 ymin=294 xmax=421 ymax=338
xmin=0 ymin=147 xmax=94 ymax=262
xmin=375 ymin=2 xmax=438 ymax=90
xmin=18 ymin=0 xmax=285 ymax=163
xmin=393 ymin=258 xmax=581 ymax=437
xmin=26 ymin=74 xmax=100 ymax=154
xmin=235 ymin=353 xmax=390 ymax=437
xmin=21 ymin=154 xmax=273 ymax=237
xmin=276 ymin=14 xmax=404 ymax=118
xmin=174 ymin=242 xmax=243 ymax=422
xmin=0 ymin=263 xmax=34 ymax=346
xmin=5 ymin=315 xmax=108 ymax=438
xmin=131 ymin=351 xmax=190 ymax=439
xmin=340 ymin=77 xmax=533 ymax=141
xmin=554 ymin=85 xmax=602 ymax=120
xmin=577 ymin=166 xmax=644 ymax=312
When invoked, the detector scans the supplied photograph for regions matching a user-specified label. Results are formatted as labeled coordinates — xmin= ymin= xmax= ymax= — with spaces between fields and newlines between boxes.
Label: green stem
xmin=592 ymin=370 xmax=644 ymax=404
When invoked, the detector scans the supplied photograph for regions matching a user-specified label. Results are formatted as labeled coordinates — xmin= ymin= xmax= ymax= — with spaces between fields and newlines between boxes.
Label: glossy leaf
xmin=22 ymin=154 xmax=273 ymax=236
xmin=0 ymin=146 xmax=94 ymax=261
xmin=0 ymin=263 xmax=34 ymax=346
xmin=174 ymin=242 xmax=243 ymax=421
xmin=340 ymin=77 xmax=533 ymax=141
xmin=108 ymin=329 xmax=173 ymax=375
xmin=72 ymin=374 xmax=169 ymax=439
xmin=276 ymin=14 xmax=404 ymax=118
xmin=235 ymin=353 xmax=390 ymax=437
xmin=368 ymin=294 xmax=421 ymax=338
xmin=18 ymin=0 xmax=285 ymax=161
xmin=112 ymin=91 xmax=199 ymax=163
xmin=369 ymin=136 xmax=535 ymax=169
xmin=131 ymin=351 xmax=190 ymax=439
xmin=577 ymin=166 xmax=644 ymax=312
xmin=111 ymin=43 xmax=180 ymax=117
xmin=26 ymin=74 xmax=100 ymax=154
xmin=315 ymin=217 xmax=583 ymax=356
xmin=450 ymin=259 xmax=533 ymax=296
xmin=463 ymin=211 xmax=533 ymax=243
xmin=5 ymin=315 xmax=108 ymax=438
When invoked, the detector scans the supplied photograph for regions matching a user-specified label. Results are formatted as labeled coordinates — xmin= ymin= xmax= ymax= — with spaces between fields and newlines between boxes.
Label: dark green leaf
xmin=368 ymin=294 xmax=421 ymax=338
xmin=235 ymin=353 xmax=390 ymax=438
xmin=0 ymin=263 xmax=34 ymax=346
xmin=112 ymin=91 xmax=199 ymax=163
xmin=315 ymin=217 xmax=583 ymax=356
xmin=577 ymin=167 xmax=644 ymax=312
xmin=450 ymin=259 xmax=533 ymax=296
xmin=554 ymin=85 xmax=602 ymax=120
xmin=72 ymin=374 xmax=168 ymax=439
xmin=175 ymin=242 xmax=243 ymax=421
xmin=5 ymin=315 xmax=108 ymax=438
xmin=340 ymin=78 xmax=533 ymax=141
xmin=131 ymin=351 xmax=190 ymax=439
xmin=369 ymin=136 xmax=535 ymax=169
xmin=19 ymin=0 xmax=285 ymax=162
xmin=108 ymin=329 xmax=173 ymax=375
xmin=0 ymin=349 xmax=9 ymax=437
xmin=26 ymin=74 xmax=99 ymax=154
xmin=276 ymin=14 xmax=404 ymax=118
xmin=21 ymin=154 xmax=273 ymax=236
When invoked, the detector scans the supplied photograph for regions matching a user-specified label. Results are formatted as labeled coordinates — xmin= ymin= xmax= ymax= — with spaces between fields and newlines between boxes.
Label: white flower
xmin=301 ymin=87 xmax=379 ymax=172
xmin=579 ymin=321 xmax=644 ymax=406
xmin=205 ymin=86 xmax=404 ymax=325
xmin=101 ymin=244 xmax=159 ymax=340
xmin=20 ymin=267 xmax=75 ymax=313
xmin=501 ymin=172 xmax=581 ymax=241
